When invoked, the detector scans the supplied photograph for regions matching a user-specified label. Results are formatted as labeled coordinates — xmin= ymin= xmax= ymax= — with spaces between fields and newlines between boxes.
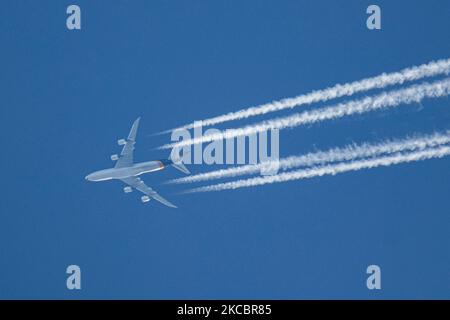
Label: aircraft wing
xmin=115 ymin=117 xmax=141 ymax=168
xmin=120 ymin=176 xmax=178 ymax=208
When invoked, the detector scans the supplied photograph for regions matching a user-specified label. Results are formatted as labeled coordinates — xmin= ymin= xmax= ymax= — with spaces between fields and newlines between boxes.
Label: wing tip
xmin=133 ymin=117 xmax=141 ymax=126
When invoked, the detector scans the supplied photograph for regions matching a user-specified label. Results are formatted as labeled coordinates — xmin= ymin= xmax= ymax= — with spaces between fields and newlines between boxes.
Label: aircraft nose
xmin=85 ymin=174 xmax=91 ymax=181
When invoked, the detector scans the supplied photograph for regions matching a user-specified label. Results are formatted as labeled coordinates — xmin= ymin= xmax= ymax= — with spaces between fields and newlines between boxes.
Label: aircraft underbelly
xmin=110 ymin=161 xmax=165 ymax=178
xmin=134 ymin=162 xmax=165 ymax=175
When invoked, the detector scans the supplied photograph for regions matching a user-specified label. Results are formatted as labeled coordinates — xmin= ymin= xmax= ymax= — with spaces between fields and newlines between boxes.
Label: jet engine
xmin=141 ymin=195 xmax=150 ymax=203
xmin=117 ymin=139 xmax=126 ymax=146
xmin=123 ymin=186 xmax=132 ymax=193
xmin=110 ymin=154 xmax=119 ymax=161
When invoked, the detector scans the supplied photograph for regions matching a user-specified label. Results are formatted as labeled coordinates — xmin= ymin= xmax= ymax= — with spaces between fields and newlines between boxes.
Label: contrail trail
xmin=160 ymin=78 xmax=450 ymax=149
xmin=184 ymin=146 xmax=450 ymax=193
xmin=160 ymin=58 xmax=450 ymax=133
xmin=169 ymin=131 xmax=450 ymax=184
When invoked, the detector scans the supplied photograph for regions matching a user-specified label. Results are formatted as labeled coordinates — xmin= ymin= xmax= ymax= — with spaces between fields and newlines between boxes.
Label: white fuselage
xmin=85 ymin=160 xmax=166 ymax=181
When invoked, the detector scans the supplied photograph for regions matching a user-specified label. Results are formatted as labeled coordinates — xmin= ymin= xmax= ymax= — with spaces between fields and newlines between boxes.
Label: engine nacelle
xmin=110 ymin=154 xmax=119 ymax=161
xmin=123 ymin=186 xmax=132 ymax=193
xmin=141 ymin=195 xmax=150 ymax=203
xmin=117 ymin=139 xmax=127 ymax=146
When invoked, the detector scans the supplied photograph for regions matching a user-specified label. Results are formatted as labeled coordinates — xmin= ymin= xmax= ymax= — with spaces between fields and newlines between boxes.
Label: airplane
xmin=85 ymin=117 xmax=189 ymax=208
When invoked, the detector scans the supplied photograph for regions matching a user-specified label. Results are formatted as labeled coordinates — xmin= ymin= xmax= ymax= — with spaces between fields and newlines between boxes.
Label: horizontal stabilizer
xmin=172 ymin=162 xmax=190 ymax=175
xmin=169 ymin=152 xmax=190 ymax=175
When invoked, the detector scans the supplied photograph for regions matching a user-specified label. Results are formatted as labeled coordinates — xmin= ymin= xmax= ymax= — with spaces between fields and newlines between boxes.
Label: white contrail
xmin=160 ymin=78 xmax=450 ymax=149
xmin=184 ymin=146 xmax=450 ymax=193
xmin=169 ymin=131 xmax=450 ymax=184
xmin=161 ymin=58 xmax=450 ymax=133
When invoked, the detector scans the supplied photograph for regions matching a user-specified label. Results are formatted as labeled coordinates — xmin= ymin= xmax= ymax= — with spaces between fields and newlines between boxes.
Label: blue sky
xmin=0 ymin=1 xmax=449 ymax=299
